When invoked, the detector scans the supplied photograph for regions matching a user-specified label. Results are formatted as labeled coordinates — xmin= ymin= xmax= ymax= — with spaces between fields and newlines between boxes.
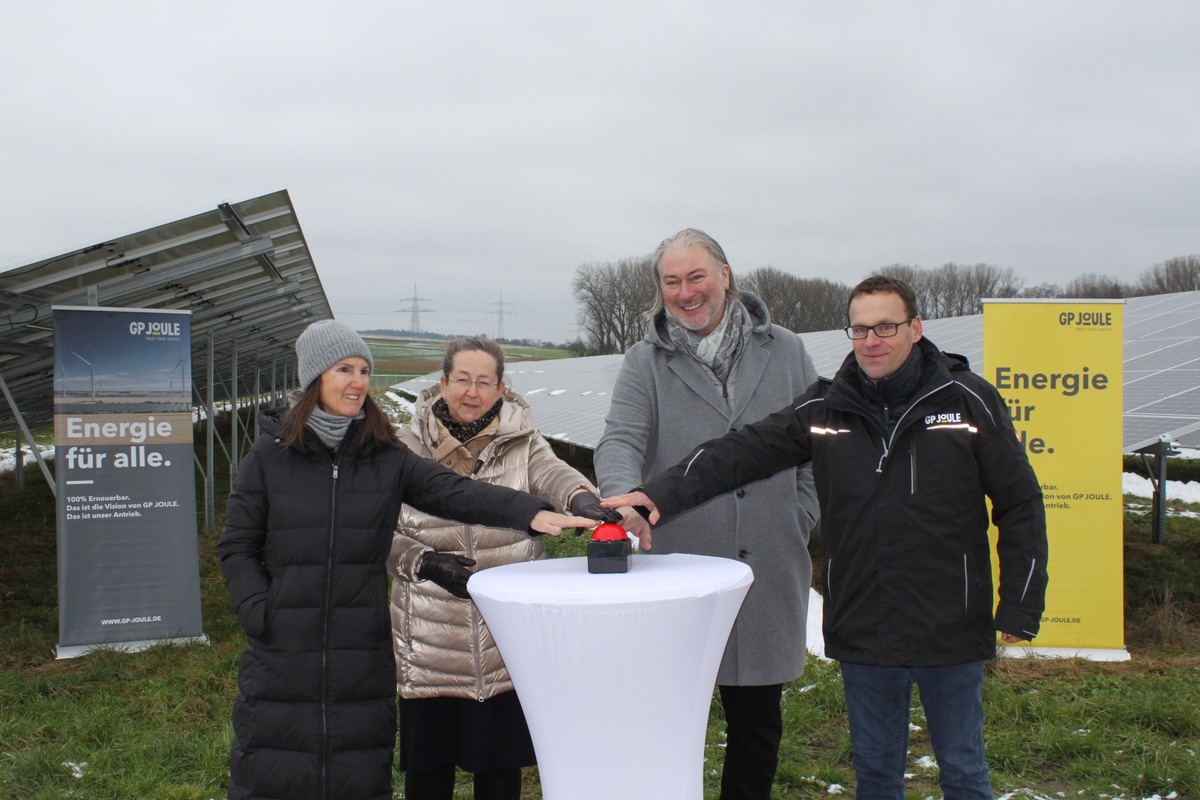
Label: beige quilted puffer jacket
xmin=388 ymin=385 xmax=595 ymax=701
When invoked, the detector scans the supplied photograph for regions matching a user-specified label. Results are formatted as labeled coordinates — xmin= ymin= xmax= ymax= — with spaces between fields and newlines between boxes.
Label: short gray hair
xmin=646 ymin=228 xmax=739 ymax=317
xmin=442 ymin=336 xmax=505 ymax=382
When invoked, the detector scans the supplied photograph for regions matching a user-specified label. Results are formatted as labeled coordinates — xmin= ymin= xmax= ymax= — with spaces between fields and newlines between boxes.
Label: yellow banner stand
xmin=983 ymin=299 xmax=1128 ymax=661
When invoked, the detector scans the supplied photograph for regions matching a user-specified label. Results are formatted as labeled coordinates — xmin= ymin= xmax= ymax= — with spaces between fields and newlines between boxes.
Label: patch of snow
xmin=386 ymin=391 xmax=415 ymax=415
xmin=0 ymin=445 xmax=55 ymax=472
xmin=1122 ymin=472 xmax=1200 ymax=504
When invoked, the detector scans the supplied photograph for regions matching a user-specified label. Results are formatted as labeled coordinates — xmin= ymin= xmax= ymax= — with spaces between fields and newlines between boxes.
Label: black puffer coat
xmin=218 ymin=408 xmax=550 ymax=800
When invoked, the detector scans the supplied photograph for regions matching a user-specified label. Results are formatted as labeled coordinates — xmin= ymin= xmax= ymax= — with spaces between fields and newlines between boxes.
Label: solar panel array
xmin=1121 ymin=292 xmax=1200 ymax=451
xmin=394 ymin=291 xmax=1200 ymax=454
xmin=0 ymin=190 xmax=332 ymax=433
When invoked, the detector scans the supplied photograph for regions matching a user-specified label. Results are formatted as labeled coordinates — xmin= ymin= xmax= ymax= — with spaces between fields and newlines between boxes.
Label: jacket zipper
xmin=469 ymin=457 xmax=485 ymax=700
xmin=962 ymin=554 xmax=970 ymax=613
xmin=874 ymin=380 xmax=953 ymax=472
xmin=320 ymin=457 xmax=340 ymax=800
xmin=909 ymin=442 xmax=917 ymax=494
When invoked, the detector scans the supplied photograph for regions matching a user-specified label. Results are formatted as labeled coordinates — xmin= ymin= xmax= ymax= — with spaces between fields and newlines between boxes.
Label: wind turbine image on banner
xmin=57 ymin=357 xmax=70 ymax=398
xmin=70 ymin=351 xmax=97 ymax=402
xmin=160 ymin=355 xmax=187 ymax=394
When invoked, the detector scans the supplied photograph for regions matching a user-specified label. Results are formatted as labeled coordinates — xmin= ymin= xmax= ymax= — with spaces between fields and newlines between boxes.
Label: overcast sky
xmin=2 ymin=2 xmax=1197 ymax=343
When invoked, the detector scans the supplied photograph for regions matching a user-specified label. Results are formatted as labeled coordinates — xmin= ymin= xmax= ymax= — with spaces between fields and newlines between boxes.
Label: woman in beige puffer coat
xmin=388 ymin=336 xmax=619 ymax=800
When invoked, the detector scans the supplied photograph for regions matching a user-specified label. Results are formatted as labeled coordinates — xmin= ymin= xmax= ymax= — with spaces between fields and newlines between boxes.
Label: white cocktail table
xmin=468 ymin=553 xmax=753 ymax=800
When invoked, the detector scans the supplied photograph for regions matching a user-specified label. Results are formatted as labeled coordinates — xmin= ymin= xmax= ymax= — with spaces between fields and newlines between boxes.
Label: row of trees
xmin=571 ymin=256 xmax=658 ymax=356
xmin=572 ymin=255 xmax=1200 ymax=355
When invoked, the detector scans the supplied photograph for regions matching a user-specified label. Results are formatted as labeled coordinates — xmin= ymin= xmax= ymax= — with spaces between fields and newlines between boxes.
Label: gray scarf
xmin=665 ymin=297 xmax=750 ymax=384
xmin=306 ymin=405 xmax=363 ymax=450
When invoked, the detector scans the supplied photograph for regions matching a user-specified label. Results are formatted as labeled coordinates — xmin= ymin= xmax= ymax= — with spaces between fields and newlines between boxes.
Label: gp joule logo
xmin=1058 ymin=310 xmax=1113 ymax=327
xmin=925 ymin=412 xmax=963 ymax=425
xmin=129 ymin=321 xmax=181 ymax=337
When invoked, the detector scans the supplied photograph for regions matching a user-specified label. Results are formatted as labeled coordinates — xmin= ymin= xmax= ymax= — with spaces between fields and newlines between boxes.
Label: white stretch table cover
xmin=468 ymin=553 xmax=753 ymax=800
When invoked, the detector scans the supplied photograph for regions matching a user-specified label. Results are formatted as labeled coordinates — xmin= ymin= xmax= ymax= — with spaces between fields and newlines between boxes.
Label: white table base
xmin=469 ymin=553 xmax=753 ymax=800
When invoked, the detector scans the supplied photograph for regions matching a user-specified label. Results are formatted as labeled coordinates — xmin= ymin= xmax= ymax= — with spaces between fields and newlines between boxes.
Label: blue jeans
xmin=840 ymin=661 xmax=993 ymax=800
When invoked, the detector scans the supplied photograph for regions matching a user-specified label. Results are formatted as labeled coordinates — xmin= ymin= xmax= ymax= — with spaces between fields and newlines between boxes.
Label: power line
xmin=397 ymin=283 xmax=434 ymax=333
xmin=490 ymin=291 xmax=512 ymax=340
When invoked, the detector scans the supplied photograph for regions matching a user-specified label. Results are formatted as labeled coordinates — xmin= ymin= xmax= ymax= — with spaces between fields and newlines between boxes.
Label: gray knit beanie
xmin=296 ymin=320 xmax=374 ymax=389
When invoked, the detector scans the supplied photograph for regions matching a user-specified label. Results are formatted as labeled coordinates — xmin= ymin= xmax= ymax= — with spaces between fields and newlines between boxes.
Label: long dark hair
xmin=278 ymin=379 xmax=399 ymax=451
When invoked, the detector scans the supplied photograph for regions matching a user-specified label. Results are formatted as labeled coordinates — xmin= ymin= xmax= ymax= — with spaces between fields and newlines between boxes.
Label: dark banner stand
xmin=52 ymin=306 xmax=207 ymax=658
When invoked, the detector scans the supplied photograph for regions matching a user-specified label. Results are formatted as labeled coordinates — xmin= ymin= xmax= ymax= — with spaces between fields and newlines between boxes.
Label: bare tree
xmin=740 ymin=268 xmax=851 ymax=333
xmin=932 ymin=264 xmax=966 ymax=318
xmin=875 ymin=264 xmax=923 ymax=287
xmin=1133 ymin=256 xmax=1200 ymax=295
xmin=944 ymin=263 xmax=1023 ymax=316
xmin=796 ymin=277 xmax=853 ymax=331
xmin=1063 ymin=273 xmax=1127 ymax=298
xmin=877 ymin=263 xmax=1021 ymax=318
xmin=742 ymin=267 xmax=804 ymax=331
xmin=572 ymin=262 xmax=613 ymax=354
xmin=572 ymin=256 xmax=656 ymax=354
xmin=1019 ymin=283 xmax=1063 ymax=298
xmin=876 ymin=264 xmax=934 ymax=316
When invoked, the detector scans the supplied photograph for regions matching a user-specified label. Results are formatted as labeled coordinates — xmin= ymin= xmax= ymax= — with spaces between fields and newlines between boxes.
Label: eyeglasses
xmin=844 ymin=317 xmax=915 ymax=340
xmin=447 ymin=377 xmax=498 ymax=392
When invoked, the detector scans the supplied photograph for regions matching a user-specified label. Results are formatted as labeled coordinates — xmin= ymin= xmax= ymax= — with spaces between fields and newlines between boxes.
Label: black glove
xmin=568 ymin=491 xmax=623 ymax=534
xmin=569 ymin=491 xmax=623 ymax=523
xmin=417 ymin=552 xmax=477 ymax=599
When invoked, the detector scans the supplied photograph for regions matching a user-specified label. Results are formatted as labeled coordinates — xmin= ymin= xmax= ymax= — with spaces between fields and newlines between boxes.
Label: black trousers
xmin=403 ymin=763 xmax=522 ymax=800
xmin=718 ymin=683 xmax=785 ymax=800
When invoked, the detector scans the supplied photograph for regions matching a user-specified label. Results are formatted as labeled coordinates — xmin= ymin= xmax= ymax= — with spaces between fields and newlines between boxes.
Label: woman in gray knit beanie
xmin=247 ymin=318 xmax=390 ymax=451
xmin=296 ymin=319 xmax=375 ymax=391
xmin=217 ymin=321 xmax=603 ymax=800
xmin=289 ymin=320 xmax=382 ymax=449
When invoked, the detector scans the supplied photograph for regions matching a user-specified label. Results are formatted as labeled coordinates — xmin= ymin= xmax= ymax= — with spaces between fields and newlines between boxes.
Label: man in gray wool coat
xmin=594 ymin=227 xmax=820 ymax=800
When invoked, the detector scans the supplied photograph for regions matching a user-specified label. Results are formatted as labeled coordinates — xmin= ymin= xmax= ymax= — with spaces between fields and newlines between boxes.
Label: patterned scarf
xmin=432 ymin=396 xmax=504 ymax=443
xmin=665 ymin=297 xmax=750 ymax=384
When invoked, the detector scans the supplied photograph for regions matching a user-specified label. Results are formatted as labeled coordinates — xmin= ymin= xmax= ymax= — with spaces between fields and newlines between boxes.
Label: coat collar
xmin=644 ymin=291 xmax=781 ymax=421
xmin=827 ymin=337 xmax=964 ymax=410
xmin=259 ymin=404 xmax=366 ymax=456
xmin=409 ymin=383 xmax=533 ymax=449
xmin=646 ymin=290 xmax=773 ymax=351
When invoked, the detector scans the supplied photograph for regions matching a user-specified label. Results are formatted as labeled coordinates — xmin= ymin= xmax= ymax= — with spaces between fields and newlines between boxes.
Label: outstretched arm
xmin=601 ymin=490 xmax=660 ymax=525
xmin=530 ymin=509 xmax=603 ymax=536
xmin=603 ymin=400 xmax=814 ymax=526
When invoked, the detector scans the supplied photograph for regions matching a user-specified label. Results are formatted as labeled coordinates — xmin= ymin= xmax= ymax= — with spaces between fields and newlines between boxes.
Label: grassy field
xmin=1 ymin=411 xmax=1198 ymax=799
xmin=364 ymin=335 xmax=570 ymax=392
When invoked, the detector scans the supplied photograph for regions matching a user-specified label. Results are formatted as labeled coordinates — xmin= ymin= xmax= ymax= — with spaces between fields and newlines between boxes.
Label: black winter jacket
xmin=643 ymin=338 xmax=1048 ymax=667
xmin=218 ymin=408 xmax=551 ymax=800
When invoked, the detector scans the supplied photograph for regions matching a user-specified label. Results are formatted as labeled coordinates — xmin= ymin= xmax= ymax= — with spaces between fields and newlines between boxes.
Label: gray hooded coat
xmin=594 ymin=292 xmax=820 ymax=685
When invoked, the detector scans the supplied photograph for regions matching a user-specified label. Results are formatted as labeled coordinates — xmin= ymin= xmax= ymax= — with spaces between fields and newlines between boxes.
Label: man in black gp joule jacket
xmin=604 ymin=275 xmax=1048 ymax=800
